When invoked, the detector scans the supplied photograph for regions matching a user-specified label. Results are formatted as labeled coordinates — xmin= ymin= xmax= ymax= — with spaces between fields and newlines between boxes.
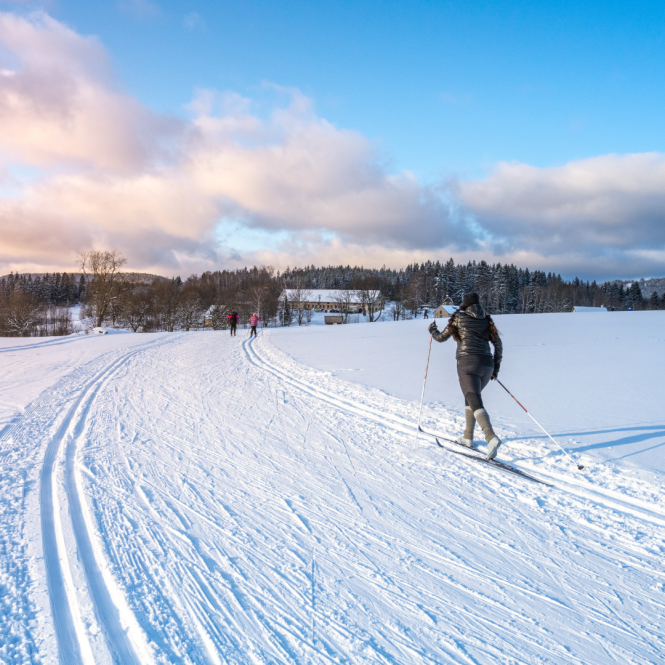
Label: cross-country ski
xmin=435 ymin=437 xmax=553 ymax=486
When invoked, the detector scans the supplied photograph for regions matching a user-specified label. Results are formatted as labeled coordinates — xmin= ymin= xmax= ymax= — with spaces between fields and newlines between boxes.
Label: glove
xmin=491 ymin=364 xmax=500 ymax=380
xmin=428 ymin=321 xmax=439 ymax=335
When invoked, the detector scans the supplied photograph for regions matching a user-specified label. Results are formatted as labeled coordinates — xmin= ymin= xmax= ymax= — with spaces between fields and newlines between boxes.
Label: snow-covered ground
xmin=0 ymin=330 xmax=169 ymax=433
xmin=1 ymin=314 xmax=664 ymax=664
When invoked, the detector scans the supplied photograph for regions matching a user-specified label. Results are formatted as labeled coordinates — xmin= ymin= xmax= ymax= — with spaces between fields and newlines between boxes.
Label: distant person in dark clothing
xmin=423 ymin=309 xmax=429 ymax=319
xmin=428 ymin=293 xmax=504 ymax=460
xmin=228 ymin=310 xmax=239 ymax=336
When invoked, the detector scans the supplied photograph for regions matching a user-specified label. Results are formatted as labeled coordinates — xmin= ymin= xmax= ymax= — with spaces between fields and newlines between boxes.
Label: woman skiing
xmin=249 ymin=313 xmax=261 ymax=337
xmin=428 ymin=292 xmax=504 ymax=460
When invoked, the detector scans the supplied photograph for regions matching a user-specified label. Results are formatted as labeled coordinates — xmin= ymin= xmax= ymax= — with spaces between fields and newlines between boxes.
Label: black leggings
xmin=457 ymin=357 xmax=493 ymax=411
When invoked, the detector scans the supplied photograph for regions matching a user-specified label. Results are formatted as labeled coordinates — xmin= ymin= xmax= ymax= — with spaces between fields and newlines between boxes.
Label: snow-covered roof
xmin=435 ymin=305 xmax=458 ymax=314
xmin=280 ymin=289 xmax=362 ymax=303
xmin=572 ymin=306 xmax=608 ymax=312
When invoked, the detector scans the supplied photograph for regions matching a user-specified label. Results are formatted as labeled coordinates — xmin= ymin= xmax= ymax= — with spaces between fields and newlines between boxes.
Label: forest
xmin=1 ymin=255 xmax=663 ymax=336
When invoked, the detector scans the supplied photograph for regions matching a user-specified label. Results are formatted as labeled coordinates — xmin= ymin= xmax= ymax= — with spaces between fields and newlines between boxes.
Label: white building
xmin=280 ymin=289 xmax=365 ymax=313
xmin=572 ymin=306 xmax=608 ymax=313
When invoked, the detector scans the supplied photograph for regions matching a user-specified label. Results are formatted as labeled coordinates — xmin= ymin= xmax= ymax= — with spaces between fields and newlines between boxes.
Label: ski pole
xmin=496 ymin=379 xmax=584 ymax=470
xmin=415 ymin=335 xmax=433 ymax=444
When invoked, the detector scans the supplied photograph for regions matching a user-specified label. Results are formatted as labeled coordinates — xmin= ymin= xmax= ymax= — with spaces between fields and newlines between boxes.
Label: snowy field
xmin=1 ymin=312 xmax=664 ymax=664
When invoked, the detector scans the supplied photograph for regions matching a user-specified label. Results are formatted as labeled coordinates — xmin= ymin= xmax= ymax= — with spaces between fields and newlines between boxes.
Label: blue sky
xmin=1 ymin=0 xmax=664 ymax=278
xmin=50 ymin=0 xmax=665 ymax=177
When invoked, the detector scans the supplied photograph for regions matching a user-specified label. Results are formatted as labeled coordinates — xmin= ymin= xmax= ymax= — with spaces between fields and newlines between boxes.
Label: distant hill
xmin=615 ymin=277 xmax=665 ymax=298
xmin=1 ymin=271 xmax=169 ymax=283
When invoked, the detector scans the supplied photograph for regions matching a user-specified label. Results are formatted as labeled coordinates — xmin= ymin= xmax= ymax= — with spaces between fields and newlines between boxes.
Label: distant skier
xmin=249 ymin=313 xmax=261 ymax=337
xmin=227 ymin=310 xmax=239 ymax=336
xmin=428 ymin=293 xmax=504 ymax=460
xmin=423 ymin=309 xmax=429 ymax=319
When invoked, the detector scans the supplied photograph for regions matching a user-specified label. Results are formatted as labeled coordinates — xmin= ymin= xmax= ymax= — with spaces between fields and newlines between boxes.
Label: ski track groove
xmin=41 ymin=337 xmax=179 ymax=664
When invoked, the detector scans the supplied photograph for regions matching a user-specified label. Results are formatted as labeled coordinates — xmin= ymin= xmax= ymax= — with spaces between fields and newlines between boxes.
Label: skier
xmin=428 ymin=293 xmax=504 ymax=460
xmin=227 ymin=310 xmax=239 ymax=336
xmin=423 ymin=308 xmax=429 ymax=319
xmin=249 ymin=312 xmax=261 ymax=337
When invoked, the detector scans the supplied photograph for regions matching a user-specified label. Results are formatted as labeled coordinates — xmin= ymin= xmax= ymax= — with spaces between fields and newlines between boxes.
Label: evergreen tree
xmin=626 ymin=282 xmax=644 ymax=310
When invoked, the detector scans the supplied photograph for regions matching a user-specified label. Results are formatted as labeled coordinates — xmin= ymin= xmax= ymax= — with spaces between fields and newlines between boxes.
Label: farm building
xmin=280 ymin=289 xmax=372 ymax=314
xmin=433 ymin=305 xmax=457 ymax=318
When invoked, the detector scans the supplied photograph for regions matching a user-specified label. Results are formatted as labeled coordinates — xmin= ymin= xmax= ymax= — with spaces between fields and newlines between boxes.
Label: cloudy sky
xmin=1 ymin=0 xmax=664 ymax=279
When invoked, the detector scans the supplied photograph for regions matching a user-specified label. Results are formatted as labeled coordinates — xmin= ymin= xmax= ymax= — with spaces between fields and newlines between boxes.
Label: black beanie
xmin=461 ymin=292 xmax=479 ymax=310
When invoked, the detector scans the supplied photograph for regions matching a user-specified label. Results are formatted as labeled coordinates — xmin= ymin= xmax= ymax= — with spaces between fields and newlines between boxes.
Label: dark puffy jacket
xmin=432 ymin=304 xmax=503 ymax=371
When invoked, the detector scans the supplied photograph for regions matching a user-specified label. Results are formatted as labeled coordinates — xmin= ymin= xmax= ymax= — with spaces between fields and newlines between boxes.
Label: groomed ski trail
xmin=3 ymin=331 xmax=664 ymax=664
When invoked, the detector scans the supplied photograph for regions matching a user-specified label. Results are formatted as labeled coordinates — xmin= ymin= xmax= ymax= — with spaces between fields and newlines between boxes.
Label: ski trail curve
xmin=41 ymin=339 xmax=173 ymax=664
xmin=245 ymin=336 xmax=665 ymax=528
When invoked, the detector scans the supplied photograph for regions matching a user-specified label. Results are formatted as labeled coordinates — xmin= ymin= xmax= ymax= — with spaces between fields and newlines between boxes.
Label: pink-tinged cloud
xmin=0 ymin=11 xmax=177 ymax=172
xmin=0 ymin=12 xmax=469 ymax=274
xmin=459 ymin=153 xmax=665 ymax=253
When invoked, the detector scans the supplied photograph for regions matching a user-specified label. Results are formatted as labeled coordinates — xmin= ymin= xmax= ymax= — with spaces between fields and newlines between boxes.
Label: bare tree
xmin=153 ymin=279 xmax=181 ymax=332
xmin=250 ymin=283 xmax=270 ymax=324
xmin=354 ymin=276 xmax=384 ymax=322
xmin=121 ymin=286 xmax=154 ymax=332
xmin=0 ymin=291 xmax=43 ymax=336
xmin=78 ymin=250 xmax=127 ymax=327
xmin=334 ymin=288 xmax=356 ymax=323
xmin=402 ymin=275 xmax=426 ymax=318
xmin=178 ymin=288 xmax=203 ymax=331
xmin=287 ymin=280 xmax=312 ymax=326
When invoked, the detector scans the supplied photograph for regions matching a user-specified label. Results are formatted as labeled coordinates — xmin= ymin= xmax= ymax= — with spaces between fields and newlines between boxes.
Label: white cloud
xmin=0 ymin=12 xmax=179 ymax=172
xmin=459 ymin=153 xmax=665 ymax=254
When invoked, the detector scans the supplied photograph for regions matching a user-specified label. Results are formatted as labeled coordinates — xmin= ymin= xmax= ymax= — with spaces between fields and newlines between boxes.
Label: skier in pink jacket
xmin=249 ymin=313 xmax=261 ymax=337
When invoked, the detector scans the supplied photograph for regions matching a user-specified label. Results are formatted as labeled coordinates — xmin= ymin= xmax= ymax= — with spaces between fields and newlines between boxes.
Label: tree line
xmin=1 ymin=253 xmax=664 ymax=336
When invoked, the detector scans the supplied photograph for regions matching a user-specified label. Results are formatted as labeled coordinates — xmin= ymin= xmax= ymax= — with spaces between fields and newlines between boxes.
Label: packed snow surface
xmin=1 ymin=313 xmax=664 ymax=664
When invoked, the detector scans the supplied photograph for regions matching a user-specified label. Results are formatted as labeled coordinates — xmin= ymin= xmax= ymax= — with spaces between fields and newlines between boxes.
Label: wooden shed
xmin=433 ymin=304 xmax=458 ymax=319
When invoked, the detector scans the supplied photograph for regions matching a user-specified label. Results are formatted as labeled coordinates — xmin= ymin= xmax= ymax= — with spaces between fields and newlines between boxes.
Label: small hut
xmin=433 ymin=304 xmax=458 ymax=319
xmin=572 ymin=306 xmax=608 ymax=313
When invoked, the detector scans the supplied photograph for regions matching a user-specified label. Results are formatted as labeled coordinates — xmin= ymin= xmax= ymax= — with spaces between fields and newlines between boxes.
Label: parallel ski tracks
xmin=245 ymin=337 xmax=665 ymax=530
xmin=40 ymin=337 xmax=175 ymax=665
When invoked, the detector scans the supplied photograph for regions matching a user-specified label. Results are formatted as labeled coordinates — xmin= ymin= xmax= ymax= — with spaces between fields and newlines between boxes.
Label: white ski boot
xmin=458 ymin=406 xmax=476 ymax=448
xmin=473 ymin=408 xmax=501 ymax=460
xmin=486 ymin=436 xmax=502 ymax=460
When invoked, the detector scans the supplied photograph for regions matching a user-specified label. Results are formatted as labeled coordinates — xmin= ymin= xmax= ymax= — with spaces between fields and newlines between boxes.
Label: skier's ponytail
xmin=447 ymin=312 xmax=461 ymax=342
xmin=486 ymin=314 xmax=500 ymax=343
